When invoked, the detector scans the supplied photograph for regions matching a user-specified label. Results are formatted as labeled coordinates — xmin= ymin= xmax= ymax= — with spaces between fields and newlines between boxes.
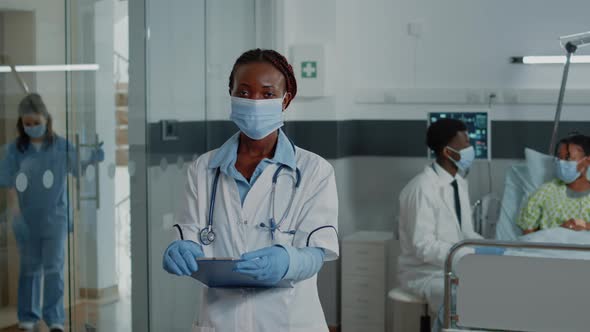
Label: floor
xmin=0 ymin=296 xmax=131 ymax=332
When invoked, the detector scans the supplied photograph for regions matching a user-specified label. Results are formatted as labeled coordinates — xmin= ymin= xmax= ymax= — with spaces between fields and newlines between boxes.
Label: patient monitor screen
xmin=429 ymin=112 xmax=490 ymax=159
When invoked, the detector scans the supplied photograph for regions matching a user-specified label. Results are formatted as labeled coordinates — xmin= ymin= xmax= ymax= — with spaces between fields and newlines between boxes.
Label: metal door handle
xmin=76 ymin=134 xmax=81 ymax=210
xmin=76 ymin=133 xmax=101 ymax=210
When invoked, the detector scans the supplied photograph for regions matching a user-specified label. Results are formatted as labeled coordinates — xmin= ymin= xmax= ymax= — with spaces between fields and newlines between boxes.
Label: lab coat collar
xmin=431 ymin=162 xmax=460 ymax=185
xmin=208 ymin=129 xmax=296 ymax=170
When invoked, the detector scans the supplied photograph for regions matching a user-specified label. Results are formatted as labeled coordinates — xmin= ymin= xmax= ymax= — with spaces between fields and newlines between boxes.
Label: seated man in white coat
xmin=398 ymin=118 xmax=482 ymax=314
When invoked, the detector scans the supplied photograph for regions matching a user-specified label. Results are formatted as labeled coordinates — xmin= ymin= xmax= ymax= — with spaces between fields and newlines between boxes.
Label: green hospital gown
xmin=518 ymin=179 xmax=590 ymax=231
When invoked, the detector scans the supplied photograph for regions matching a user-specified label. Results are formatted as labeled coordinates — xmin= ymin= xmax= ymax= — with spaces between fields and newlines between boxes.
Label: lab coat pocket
xmin=272 ymin=230 xmax=295 ymax=247
xmin=192 ymin=324 xmax=215 ymax=332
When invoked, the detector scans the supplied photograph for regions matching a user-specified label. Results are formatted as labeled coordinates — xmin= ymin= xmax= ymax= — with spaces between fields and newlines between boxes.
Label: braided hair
xmin=228 ymin=49 xmax=297 ymax=106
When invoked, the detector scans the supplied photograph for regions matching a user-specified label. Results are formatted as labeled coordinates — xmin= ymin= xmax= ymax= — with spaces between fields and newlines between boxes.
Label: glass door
xmin=66 ymin=0 xmax=129 ymax=331
xmin=0 ymin=0 xmax=129 ymax=331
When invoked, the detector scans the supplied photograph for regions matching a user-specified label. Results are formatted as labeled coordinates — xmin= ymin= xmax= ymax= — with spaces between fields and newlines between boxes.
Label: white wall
xmin=114 ymin=1 xmax=128 ymax=83
xmin=146 ymin=0 xmax=206 ymax=123
xmin=280 ymin=0 xmax=590 ymax=122
xmin=204 ymin=1 xmax=256 ymax=121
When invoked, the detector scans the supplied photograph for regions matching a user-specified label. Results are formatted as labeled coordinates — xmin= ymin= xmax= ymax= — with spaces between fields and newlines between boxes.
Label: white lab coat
xmin=173 ymin=146 xmax=339 ymax=332
xmin=397 ymin=163 xmax=482 ymax=310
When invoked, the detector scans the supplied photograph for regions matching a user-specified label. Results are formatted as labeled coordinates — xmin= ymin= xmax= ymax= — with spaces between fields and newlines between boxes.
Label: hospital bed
xmin=442 ymin=239 xmax=590 ymax=332
xmin=442 ymin=145 xmax=590 ymax=331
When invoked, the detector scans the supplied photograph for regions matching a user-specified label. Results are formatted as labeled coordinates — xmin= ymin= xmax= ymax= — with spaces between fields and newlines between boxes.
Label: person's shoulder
xmin=50 ymin=135 xmax=68 ymax=148
xmin=537 ymin=179 xmax=562 ymax=193
xmin=528 ymin=179 xmax=561 ymax=201
xmin=294 ymin=146 xmax=334 ymax=178
xmin=53 ymin=135 xmax=66 ymax=142
xmin=0 ymin=142 xmax=19 ymax=160
xmin=400 ymin=167 xmax=432 ymax=198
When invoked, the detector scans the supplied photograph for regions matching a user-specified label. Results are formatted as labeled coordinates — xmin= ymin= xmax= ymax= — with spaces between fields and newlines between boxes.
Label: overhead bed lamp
xmin=510 ymin=55 xmax=590 ymax=64
xmin=548 ymin=31 xmax=590 ymax=154
xmin=510 ymin=31 xmax=590 ymax=154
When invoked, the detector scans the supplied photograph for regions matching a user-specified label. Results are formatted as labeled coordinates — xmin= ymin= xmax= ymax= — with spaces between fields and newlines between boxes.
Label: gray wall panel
xmin=148 ymin=120 xmax=590 ymax=165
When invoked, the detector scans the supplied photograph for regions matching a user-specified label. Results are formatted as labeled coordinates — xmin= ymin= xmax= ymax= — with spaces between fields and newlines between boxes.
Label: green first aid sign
xmin=301 ymin=61 xmax=317 ymax=78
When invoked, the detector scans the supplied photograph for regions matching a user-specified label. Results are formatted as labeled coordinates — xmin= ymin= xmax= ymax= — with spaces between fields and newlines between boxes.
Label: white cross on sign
xmin=301 ymin=61 xmax=317 ymax=78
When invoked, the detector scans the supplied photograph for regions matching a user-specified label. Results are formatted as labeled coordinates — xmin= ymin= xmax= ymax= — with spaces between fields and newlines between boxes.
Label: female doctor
xmin=162 ymin=49 xmax=339 ymax=332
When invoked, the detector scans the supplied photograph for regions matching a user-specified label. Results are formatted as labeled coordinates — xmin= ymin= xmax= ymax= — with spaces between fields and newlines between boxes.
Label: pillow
xmin=524 ymin=148 xmax=554 ymax=188
xmin=495 ymin=164 xmax=530 ymax=240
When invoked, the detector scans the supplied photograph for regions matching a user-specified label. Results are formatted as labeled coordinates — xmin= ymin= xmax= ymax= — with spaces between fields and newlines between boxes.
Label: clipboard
xmin=191 ymin=258 xmax=293 ymax=288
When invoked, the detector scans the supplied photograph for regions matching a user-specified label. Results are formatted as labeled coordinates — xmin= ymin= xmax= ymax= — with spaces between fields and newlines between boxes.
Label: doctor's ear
xmin=282 ymin=92 xmax=293 ymax=111
xmin=443 ymin=147 xmax=459 ymax=161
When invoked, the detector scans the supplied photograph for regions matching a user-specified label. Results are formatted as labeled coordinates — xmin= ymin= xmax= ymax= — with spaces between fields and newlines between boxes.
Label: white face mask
xmin=555 ymin=158 xmax=583 ymax=184
xmin=230 ymin=96 xmax=285 ymax=140
xmin=446 ymin=146 xmax=475 ymax=174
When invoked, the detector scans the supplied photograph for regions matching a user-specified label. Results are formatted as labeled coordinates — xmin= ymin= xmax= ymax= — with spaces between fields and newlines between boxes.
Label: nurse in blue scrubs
xmin=0 ymin=93 xmax=103 ymax=332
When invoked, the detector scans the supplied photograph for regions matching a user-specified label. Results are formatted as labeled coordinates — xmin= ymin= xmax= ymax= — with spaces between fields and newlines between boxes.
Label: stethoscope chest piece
xmin=200 ymin=227 xmax=216 ymax=246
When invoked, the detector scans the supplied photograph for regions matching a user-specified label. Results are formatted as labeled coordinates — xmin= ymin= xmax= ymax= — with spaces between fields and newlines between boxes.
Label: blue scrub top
xmin=0 ymin=136 xmax=77 ymax=231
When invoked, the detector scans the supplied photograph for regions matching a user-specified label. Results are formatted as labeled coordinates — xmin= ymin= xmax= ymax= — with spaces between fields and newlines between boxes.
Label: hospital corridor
xmin=0 ymin=0 xmax=590 ymax=331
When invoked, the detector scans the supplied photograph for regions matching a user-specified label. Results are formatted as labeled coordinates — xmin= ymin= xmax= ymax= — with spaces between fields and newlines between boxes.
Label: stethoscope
xmin=200 ymin=142 xmax=302 ymax=245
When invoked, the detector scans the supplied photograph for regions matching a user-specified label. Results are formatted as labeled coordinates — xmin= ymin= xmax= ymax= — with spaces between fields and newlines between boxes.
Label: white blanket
xmin=505 ymin=228 xmax=590 ymax=260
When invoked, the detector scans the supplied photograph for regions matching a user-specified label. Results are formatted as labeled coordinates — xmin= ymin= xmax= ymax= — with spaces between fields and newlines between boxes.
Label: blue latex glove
xmin=163 ymin=240 xmax=204 ymax=276
xmin=91 ymin=142 xmax=105 ymax=163
xmin=475 ymin=246 xmax=506 ymax=256
xmin=234 ymin=246 xmax=290 ymax=284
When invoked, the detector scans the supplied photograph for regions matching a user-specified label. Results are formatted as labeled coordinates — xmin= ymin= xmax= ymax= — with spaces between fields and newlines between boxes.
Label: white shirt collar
xmin=432 ymin=162 xmax=458 ymax=184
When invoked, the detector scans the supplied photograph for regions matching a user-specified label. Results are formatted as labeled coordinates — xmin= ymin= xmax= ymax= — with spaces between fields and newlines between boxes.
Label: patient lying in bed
xmin=517 ymin=135 xmax=590 ymax=234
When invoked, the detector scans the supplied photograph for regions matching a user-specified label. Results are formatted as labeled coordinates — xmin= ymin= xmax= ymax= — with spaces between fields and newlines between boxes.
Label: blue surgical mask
xmin=230 ymin=96 xmax=284 ymax=140
xmin=555 ymin=158 xmax=581 ymax=184
xmin=447 ymin=146 xmax=475 ymax=173
xmin=24 ymin=124 xmax=46 ymax=138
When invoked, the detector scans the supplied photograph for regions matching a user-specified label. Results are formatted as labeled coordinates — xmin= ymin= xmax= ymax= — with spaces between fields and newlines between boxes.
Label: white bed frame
xmin=442 ymin=239 xmax=590 ymax=332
